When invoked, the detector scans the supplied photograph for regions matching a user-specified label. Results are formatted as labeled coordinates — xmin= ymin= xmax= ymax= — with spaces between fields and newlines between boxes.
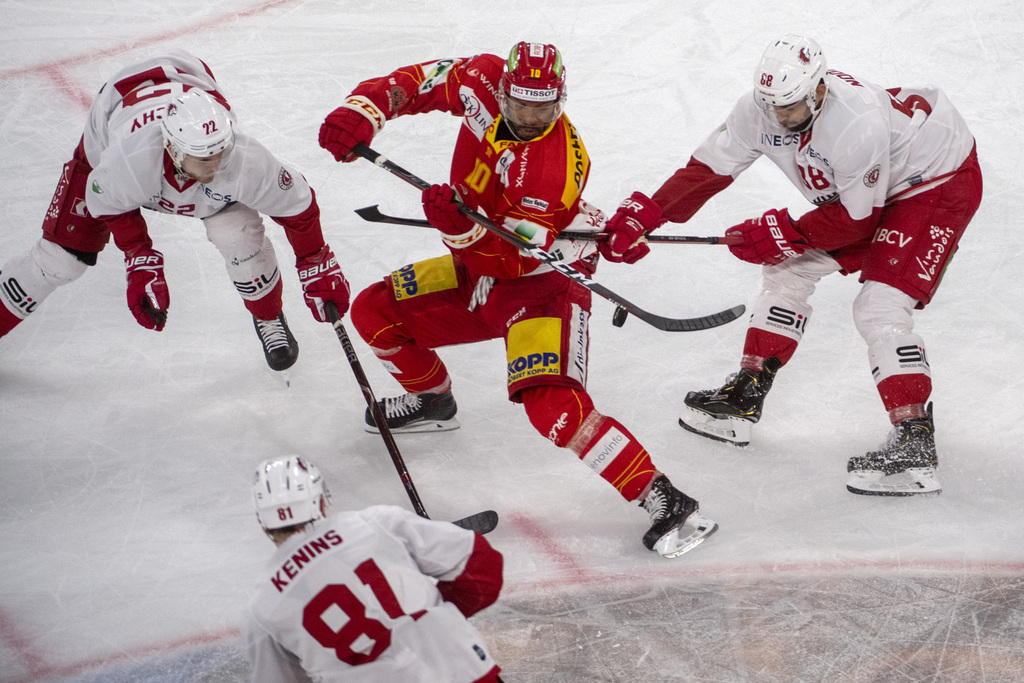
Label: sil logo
xmin=766 ymin=305 xmax=808 ymax=336
xmin=233 ymin=268 xmax=279 ymax=296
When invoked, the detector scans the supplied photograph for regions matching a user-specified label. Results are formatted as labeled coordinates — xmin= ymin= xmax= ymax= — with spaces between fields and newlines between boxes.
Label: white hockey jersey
xmin=692 ymin=70 xmax=975 ymax=224
xmin=242 ymin=506 xmax=500 ymax=683
xmin=81 ymin=49 xmax=313 ymax=223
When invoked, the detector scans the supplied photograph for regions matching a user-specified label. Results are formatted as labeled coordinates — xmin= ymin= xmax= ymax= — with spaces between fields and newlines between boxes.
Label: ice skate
xmin=846 ymin=403 xmax=940 ymax=496
xmin=253 ymin=313 xmax=299 ymax=372
xmin=678 ymin=357 xmax=781 ymax=446
xmin=365 ymin=391 xmax=460 ymax=434
xmin=641 ymin=476 xmax=718 ymax=558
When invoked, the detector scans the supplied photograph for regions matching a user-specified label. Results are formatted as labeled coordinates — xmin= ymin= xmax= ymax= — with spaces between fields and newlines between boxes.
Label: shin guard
xmin=521 ymin=386 xmax=655 ymax=502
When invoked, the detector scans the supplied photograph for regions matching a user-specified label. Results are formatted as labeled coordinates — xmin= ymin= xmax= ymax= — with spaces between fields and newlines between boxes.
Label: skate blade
xmin=678 ymin=407 xmax=751 ymax=446
xmin=653 ymin=511 xmax=719 ymax=558
xmin=846 ymin=467 xmax=941 ymax=497
xmin=364 ymin=417 xmax=461 ymax=435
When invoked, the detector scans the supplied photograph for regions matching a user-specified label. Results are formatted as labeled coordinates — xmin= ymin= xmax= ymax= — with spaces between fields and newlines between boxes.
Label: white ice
xmin=2 ymin=1 xmax=1023 ymax=681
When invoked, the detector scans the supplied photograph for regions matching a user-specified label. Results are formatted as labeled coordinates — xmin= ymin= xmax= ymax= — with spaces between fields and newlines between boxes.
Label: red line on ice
xmin=0 ymin=0 xmax=300 ymax=109
xmin=507 ymin=511 xmax=592 ymax=582
xmin=0 ymin=2 xmax=300 ymax=679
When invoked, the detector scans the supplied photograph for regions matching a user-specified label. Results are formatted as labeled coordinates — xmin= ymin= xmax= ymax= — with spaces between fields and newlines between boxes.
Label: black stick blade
xmin=452 ymin=510 xmax=499 ymax=534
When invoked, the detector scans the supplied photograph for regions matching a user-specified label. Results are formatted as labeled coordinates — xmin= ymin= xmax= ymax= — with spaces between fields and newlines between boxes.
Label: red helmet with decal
xmin=499 ymin=41 xmax=567 ymax=141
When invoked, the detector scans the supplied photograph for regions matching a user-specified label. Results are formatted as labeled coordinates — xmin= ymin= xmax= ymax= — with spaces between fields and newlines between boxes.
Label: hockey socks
xmin=571 ymin=413 xmax=656 ymax=502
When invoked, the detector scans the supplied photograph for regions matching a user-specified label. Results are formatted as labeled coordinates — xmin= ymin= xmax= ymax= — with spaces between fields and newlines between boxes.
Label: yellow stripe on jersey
xmin=561 ymin=118 xmax=588 ymax=211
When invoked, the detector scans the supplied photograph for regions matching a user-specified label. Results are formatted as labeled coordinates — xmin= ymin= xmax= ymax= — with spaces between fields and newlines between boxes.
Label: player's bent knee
xmin=520 ymin=385 xmax=595 ymax=449
xmin=33 ymin=239 xmax=89 ymax=285
xmin=350 ymin=281 xmax=409 ymax=346
xmin=853 ymin=281 xmax=917 ymax=344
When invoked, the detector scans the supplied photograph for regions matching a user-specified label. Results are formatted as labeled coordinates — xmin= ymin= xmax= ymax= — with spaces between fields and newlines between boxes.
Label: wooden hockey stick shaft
xmin=325 ymin=302 xmax=497 ymax=533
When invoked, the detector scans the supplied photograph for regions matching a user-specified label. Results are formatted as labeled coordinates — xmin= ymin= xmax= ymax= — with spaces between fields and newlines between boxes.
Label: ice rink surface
xmin=2 ymin=1 xmax=1023 ymax=681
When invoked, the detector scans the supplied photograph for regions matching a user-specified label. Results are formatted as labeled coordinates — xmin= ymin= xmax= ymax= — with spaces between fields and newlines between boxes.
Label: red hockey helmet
xmin=499 ymin=41 xmax=567 ymax=141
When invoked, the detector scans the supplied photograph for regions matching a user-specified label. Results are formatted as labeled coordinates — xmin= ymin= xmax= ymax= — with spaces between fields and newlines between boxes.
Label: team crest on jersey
xmin=863 ymin=164 xmax=881 ymax=188
xmin=388 ymin=85 xmax=408 ymax=112
xmin=278 ymin=168 xmax=293 ymax=191
xmin=91 ymin=180 xmax=103 ymax=194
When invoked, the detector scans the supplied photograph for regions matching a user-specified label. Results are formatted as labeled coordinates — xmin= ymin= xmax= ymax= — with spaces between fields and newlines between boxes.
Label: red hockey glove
xmin=599 ymin=192 xmax=665 ymax=264
xmin=124 ymin=248 xmax=169 ymax=331
xmin=318 ymin=107 xmax=375 ymax=163
xmin=297 ymin=245 xmax=350 ymax=321
xmin=422 ymin=184 xmax=486 ymax=249
xmin=726 ymin=208 xmax=809 ymax=266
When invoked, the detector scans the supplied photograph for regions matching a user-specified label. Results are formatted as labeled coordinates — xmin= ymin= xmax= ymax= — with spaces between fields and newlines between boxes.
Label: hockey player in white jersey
xmin=244 ymin=457 xmax=505 ymax=682
xmin=601 ymin=35 xmax=982 ymax=496
xmin=0 ymin=49 xmax=350 ymax=372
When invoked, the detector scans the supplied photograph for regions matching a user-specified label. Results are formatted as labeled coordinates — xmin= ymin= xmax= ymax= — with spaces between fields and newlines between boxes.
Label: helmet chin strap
xmin=786 ymin=83 xmax=828 ymax=133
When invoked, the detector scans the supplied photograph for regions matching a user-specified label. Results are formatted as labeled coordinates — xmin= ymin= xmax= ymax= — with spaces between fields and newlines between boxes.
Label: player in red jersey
xmin=319 ymin=42 xmax=717 ymax=558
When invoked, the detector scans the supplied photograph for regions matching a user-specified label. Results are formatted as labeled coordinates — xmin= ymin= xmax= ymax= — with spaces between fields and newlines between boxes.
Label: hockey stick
xmin=352 ymin=143 xmax=745 ymax=333
xmin=325 ymin=302 xmax=499 ymax=534
xmin=354 ymin=204 xmax=744 ymax=245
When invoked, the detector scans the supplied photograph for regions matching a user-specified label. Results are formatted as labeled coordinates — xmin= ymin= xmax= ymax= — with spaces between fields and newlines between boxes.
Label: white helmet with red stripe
xmin=754 ymin=34 xmax=828 ymax=131
xmin=252 ymin=456 xmax=330 ymax=531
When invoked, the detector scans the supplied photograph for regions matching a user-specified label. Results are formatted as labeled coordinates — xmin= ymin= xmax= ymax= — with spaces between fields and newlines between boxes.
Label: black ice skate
xmin=364 ymin=391 xmax=460 ymax=434
xmin=253 ymin=313 xmax=298 ymax=372
xmin=678 ymin=356 xmax=782 ymax=446
xmin=846 ymin=403 xmax=940 ymax=496
xmin=641 ymin=476 xmax=718 ymax=558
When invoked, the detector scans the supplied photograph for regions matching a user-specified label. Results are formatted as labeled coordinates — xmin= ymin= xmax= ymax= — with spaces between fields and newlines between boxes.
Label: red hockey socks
xmin=742 ymin=327 xmax=798 ymax=368
xmin=245 ymin=279 xmax=284 ymax=321
xmin=877 ymin=374 xmax=931 ymax=423
xmin=0 ymin=302 xmax=22 ymax=337
xmin=521 ymin=386 xmax=656 ymax=502
xmin=370 ymin=343 xmax=450 ymax=394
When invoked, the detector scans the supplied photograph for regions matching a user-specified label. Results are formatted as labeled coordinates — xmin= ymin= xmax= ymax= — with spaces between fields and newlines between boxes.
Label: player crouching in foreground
xmin=0 ymin=49 xmax=350 ymax=372
xmin=318 ymin=42 xmax=717 ymax=557
xmin=603 ymin=35 xmax=981 ymax=497
xmin=244 ymin=456 xmax=505 ymax=682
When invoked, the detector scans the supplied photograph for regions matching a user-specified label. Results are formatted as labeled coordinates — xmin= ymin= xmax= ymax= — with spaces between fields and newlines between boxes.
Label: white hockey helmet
xmin=754 ymin=34 xmax=828 ymax=129
xmin=252 ymin=456 xmax=330 ymax=531
xmin=161 ymin=88 xmax=234 ymax=167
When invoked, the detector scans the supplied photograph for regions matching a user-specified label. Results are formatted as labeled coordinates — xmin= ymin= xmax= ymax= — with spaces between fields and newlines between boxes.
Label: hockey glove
xmin=297 ymin=245 xmax=351 ymax=321
xmin=319 ymin=101 xmax=378 ymax=162
xmin=124 ymin=248 xmax=169 ymax=331
xmin=726 ymin=208 xmax=809 ymax=266
xmin=422 ymin=184 xmax=485 ymax=249
xmin=599 ymin=192 xmax=665 ymax=264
